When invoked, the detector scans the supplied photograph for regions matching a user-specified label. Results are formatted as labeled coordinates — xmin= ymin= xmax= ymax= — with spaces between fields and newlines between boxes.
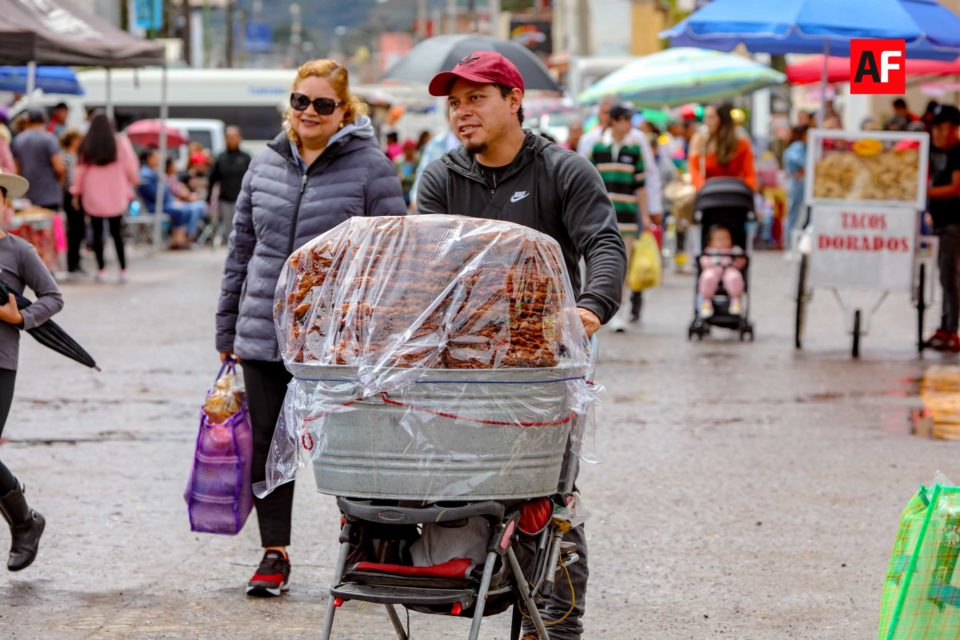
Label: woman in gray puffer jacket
xmin=215 ymin=59 xmax=405 ymax=597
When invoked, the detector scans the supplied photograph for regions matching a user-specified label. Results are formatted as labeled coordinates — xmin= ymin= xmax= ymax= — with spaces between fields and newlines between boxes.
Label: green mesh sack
xmin=878 ymin=485 xmax=960 ymax=639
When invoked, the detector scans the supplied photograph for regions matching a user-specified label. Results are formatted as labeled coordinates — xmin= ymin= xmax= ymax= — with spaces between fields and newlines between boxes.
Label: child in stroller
xmin=688 ymin=177 xmax=755 ymax=341
xmin=699 ymin=225 xmax=746 ymax=318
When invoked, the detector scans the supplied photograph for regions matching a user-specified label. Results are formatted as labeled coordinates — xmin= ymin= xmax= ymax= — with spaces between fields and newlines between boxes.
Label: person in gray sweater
xmin=0 ymin=172 xmax=63 ymax=572
xmin=215 ymin=59 xmax=405 ymax=597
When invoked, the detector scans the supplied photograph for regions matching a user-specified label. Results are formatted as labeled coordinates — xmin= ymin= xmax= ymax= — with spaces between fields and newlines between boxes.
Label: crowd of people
xmin=0 ymin=102 xmax=253 ymax=283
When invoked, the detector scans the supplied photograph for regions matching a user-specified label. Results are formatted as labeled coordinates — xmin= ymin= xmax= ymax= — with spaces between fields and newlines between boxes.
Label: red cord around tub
xmin=377 ymin=392 xmax=578 ymax=427
xmin=299 ymin=390 xmax=580 ymax=450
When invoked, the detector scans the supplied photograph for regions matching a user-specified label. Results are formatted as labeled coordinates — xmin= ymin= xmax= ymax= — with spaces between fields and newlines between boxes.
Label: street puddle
xmin=911 ymin=366 xmax=960 ymax=439
xmin=0 ymin=430 xmax=190 ymax=447
xmin=796 ymin=388 xmax=909 ymax=403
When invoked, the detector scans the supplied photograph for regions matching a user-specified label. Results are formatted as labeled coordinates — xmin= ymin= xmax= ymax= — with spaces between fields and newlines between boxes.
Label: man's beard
xmin=464 ymin=141 xmax=487 ymax=155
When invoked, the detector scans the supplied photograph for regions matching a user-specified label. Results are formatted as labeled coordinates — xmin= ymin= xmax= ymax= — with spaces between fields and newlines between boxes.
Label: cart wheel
xmin=852 ymin=309 xmax=862 ymax=359
xmin=794 ymin=254 xmax=808 ymax=350
xmin=918 ymin=262 xmax=927 ymax=353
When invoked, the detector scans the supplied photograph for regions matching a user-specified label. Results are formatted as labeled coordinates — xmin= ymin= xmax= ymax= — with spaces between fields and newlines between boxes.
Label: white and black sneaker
xmin=246 ymin=550 xmax=290 ymax=597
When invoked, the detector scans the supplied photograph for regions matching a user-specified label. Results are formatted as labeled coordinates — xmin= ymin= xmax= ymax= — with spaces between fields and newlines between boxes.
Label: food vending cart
xmin=795 ymin=129 xmax=930 ymax=358
xmin=5 ymin=208 xmax=61 ymax=271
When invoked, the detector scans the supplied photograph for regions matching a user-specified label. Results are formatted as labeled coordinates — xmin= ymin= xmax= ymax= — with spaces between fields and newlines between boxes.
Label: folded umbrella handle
xmin=0 ymin=280 xmax=31 ymax=310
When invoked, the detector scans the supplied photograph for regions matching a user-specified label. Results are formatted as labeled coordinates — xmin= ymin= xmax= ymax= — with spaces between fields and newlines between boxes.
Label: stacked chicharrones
xmin=277 ymin=215 xmax=580 ymax=371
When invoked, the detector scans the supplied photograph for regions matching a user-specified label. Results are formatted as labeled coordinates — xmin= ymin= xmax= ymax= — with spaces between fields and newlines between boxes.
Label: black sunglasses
xmin=290 ymin=92 xmax=343 ymax=115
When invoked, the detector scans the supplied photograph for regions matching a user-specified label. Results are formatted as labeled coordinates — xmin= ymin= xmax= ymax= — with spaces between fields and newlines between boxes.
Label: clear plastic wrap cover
xmin=260 ymin=215 xmax=598 ymax=500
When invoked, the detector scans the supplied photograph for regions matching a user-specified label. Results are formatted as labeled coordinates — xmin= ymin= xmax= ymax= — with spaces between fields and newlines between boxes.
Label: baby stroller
xmin=317 ymin=339 xmax=599 ymax=640
xmin=687 ymin=177 xmax=756 ymax=341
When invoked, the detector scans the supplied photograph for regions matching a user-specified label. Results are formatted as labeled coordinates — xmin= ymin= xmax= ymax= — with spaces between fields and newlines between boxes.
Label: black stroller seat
xmin=331 ymin=498 xmax=515 ymax=617
xmin=688 ymin=177 xmax=756 ymax=342
xmin=321 ymin=495 xmax=571 ymax=639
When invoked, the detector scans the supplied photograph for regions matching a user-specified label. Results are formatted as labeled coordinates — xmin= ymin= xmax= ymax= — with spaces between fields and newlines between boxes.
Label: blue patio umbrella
xmin=0 ymin=66 xmax=82 ymax=95
xmin=661 ymin=0 xmax=960 ymax=60
xmin=660 ymin=0 xmax=960 ymax=120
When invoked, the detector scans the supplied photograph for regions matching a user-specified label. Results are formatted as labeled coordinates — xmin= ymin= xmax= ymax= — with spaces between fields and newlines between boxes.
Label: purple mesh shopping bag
xmin=185 ymin=358 xmax=253 ymax=534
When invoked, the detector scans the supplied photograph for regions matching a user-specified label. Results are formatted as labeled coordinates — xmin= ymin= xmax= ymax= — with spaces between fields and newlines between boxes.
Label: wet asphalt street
xmin=0 ymin=245 xmax=956 ymax=639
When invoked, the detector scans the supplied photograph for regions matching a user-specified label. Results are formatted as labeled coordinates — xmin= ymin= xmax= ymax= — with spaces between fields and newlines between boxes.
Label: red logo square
xmin=850 ymin=39 xmax=906 ymax=94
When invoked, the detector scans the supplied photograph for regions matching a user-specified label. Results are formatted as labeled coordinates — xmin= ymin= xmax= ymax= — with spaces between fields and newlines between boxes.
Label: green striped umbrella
xmin=578 ymin=47 xmax=785 ymax=107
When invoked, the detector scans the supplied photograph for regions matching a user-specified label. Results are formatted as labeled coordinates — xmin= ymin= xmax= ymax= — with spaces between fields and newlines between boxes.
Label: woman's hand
xmin=72 ymin=196 xmax=81 ymax=210
xmin=0 ymin=293 xmax=22 ymax=326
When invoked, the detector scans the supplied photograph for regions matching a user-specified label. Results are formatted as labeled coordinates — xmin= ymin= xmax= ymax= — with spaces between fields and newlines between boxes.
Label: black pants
xmin=938 ymin=225 xmax=960 ymax=333
xmin=630 ymin=290 xmax=642 ymax=320
xmin=63 ymin=193 xmax=85 ymax=272
xmin=0 ymin=368 xmax=18 ymax=495
xmin=242 ymin=360 xmax=294 ymax=547
xmin=518 ymin=449 xmax=588 ymax=639
xmin=92 ymin=216 xmax=126 ymax=271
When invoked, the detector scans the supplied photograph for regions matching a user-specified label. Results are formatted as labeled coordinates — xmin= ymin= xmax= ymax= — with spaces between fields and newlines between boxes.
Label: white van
xmin=15 ymin=68 xmax=295 ymax=154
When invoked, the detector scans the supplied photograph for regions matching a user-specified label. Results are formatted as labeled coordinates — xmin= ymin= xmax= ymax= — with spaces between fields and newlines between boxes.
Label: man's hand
xmin=0 ymin=293 xmax=22 ymax=326
xmin=578 ymin=307 xmax=601 ymax=337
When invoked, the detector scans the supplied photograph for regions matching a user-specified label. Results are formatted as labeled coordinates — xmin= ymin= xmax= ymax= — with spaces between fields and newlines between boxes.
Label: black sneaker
xmin=246 ymin=550 xmax=290 ymax=597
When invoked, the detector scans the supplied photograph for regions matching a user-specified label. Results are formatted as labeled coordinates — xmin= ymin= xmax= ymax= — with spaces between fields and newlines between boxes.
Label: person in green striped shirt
xmin=589 ymin=103 xmax=653 ymax=327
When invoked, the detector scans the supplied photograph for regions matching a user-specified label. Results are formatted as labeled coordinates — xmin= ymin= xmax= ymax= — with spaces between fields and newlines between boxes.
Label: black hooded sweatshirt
xmin=416 ymin=131 xmax=627 ymax=324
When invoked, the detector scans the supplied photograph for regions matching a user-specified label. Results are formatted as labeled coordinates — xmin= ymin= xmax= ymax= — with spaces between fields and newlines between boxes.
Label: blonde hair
xmin=285 ymin=59 xmax=368 ymax=148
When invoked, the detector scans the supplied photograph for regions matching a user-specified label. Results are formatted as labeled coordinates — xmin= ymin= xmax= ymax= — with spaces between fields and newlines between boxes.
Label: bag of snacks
xmin=185 ymin=358 xmax=253 ymax=534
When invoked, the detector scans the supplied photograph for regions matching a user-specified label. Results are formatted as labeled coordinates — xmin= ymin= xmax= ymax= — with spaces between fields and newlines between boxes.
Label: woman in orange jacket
xmin=689 ymin=103 xmax=757 ymax=192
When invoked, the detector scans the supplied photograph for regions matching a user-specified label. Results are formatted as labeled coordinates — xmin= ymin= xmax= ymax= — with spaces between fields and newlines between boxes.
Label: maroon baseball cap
xmin=428 ymin=51 xmax=525 ymax=97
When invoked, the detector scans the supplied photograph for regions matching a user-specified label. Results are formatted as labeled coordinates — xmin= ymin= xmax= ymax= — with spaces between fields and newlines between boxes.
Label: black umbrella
xmin=0 ymin=282 xmax=99 ymax=371
xmin=381 ymin=34 xmax=562 ymax=93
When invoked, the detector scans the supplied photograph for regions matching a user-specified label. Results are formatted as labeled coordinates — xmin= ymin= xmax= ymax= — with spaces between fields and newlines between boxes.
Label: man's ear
xmin=509 ymin=88 xmax=523 ymax=114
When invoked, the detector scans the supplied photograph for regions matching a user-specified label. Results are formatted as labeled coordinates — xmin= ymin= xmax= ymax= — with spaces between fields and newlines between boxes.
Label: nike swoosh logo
xmin=510 ymin=191 xmax=529 ymax=203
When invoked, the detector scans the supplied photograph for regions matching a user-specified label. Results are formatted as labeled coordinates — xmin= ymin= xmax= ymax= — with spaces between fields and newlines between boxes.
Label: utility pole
xmin=488 ymin=0 xmax=501 ymax=38
xmin=416 ymin=0 xmax=427 ymax=39
xmin=290 ymin=3 xmax=303 ymax=66
xmin=467 ymin=0 xmax=476 ymax=31
xmin=182 ymin=0 xmax=192 ymax=65
xmin=575 ymin=0 xmax=592 ymax=56
xmin=225 ymin=0 xmax=234 ymax=67
xmin=446 ymin=0 xmax=457 ymax=34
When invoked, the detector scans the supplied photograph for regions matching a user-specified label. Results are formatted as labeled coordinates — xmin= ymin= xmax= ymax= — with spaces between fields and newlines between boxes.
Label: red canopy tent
xmin=786 ymin=54 xmax=960 ymax=84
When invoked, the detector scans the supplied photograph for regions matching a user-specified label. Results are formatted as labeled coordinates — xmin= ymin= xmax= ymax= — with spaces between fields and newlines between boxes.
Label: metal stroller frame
xmin=318 ymin=337 xmax=599 ymax=640
xmin=687 ymin=178 xmax=756 ymax=342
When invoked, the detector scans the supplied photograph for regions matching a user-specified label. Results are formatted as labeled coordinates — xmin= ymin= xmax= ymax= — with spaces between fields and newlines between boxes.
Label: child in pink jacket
xmin=699 ymin=225 xmax=747 ymax=318
xmin=70 ymin=113 xmax=139 ymax=284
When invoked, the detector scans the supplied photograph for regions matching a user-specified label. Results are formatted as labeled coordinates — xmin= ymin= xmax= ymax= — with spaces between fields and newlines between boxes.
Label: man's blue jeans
xmin=166 ymin=201 xmax=205 ymax=237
